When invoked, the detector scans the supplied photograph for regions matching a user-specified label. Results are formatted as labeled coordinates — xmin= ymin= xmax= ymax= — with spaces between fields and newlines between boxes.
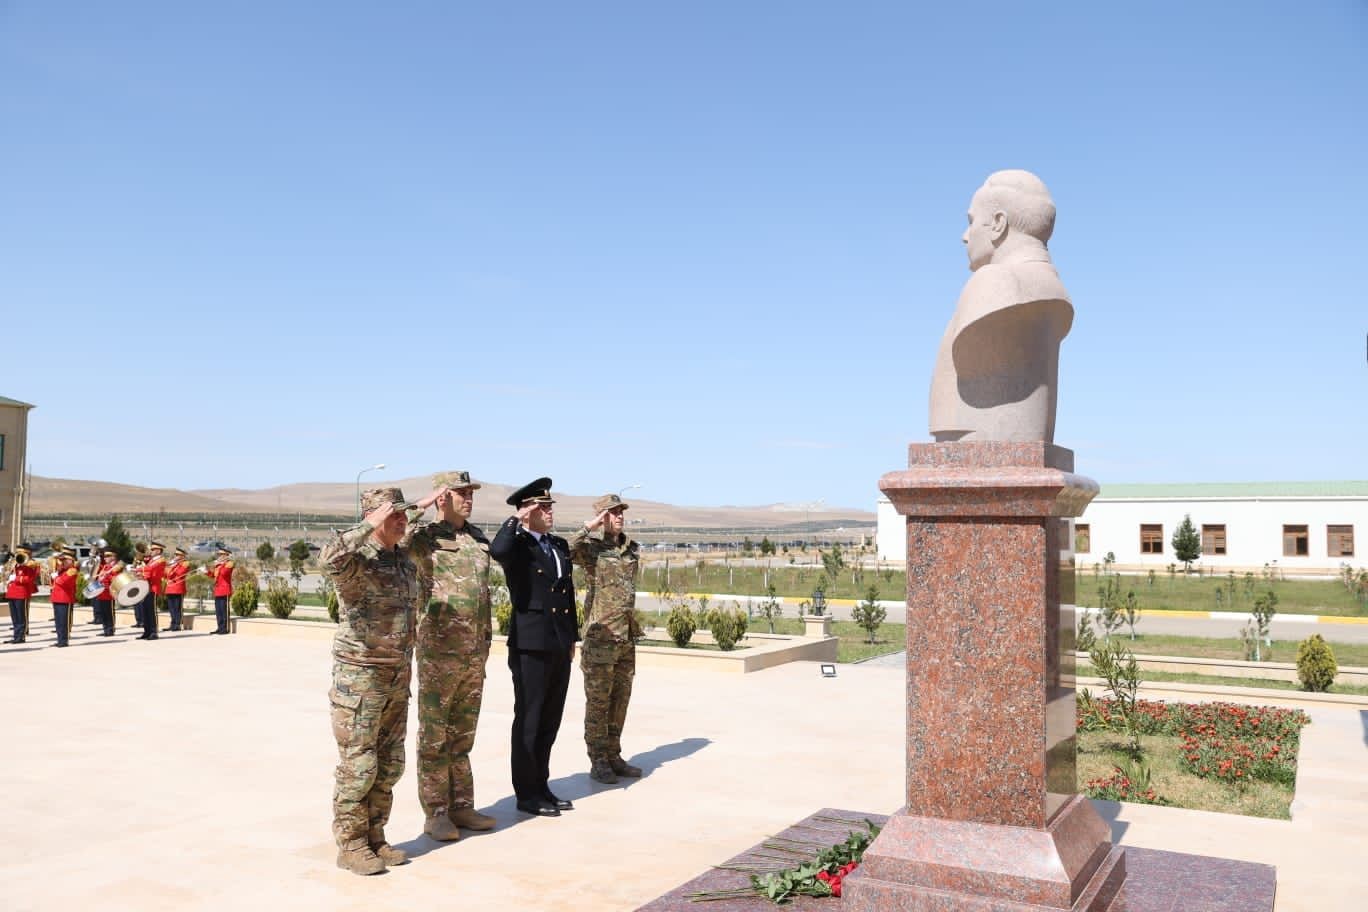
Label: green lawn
xmin=1088 ymin=633 xmax=1368 ymax=666
xmin=637 ymin=610 xmax=903 ymax=664
xmin=1078 ymin=730 xmax=1297 ymax=819
xmin=636 ymin=563 xmax=1368 ymax=617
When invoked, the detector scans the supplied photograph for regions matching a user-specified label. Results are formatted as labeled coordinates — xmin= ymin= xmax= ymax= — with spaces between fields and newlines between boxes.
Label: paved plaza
xmin=3 ymin=627 xmax=1366 ymax=911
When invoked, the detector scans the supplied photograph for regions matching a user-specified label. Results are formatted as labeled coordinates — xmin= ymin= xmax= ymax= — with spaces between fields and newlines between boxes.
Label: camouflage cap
xmin=592 ymin=493 xmax=630 ymax=514
xmin=506 ymin=476 xmax=555 ymax=507
xmin=360 ymin=486 xmax=415 ymax=515
xmin=434 ymin=470 xmax=482 ymax=491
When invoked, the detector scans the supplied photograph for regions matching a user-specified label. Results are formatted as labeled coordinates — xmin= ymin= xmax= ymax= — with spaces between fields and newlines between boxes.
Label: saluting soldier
xmin=489 ymin=477 xmax=580 ymax=818
xmin=137 ymin=541 xmax=167 ymax=640
xmin=49 ymin=548 xmax=79 ymax=647
xmin=403 ymin=471 xmax=497 ymax=841
xmin=163 ymin=548 xmax=190 ymax=631
xmin=5 ymin=547 xmax=40 ymax=644
xmin=322 ymin=487 xmax=421 ymax=876
xmin=571 ymin=493 xmax=645 ymax=783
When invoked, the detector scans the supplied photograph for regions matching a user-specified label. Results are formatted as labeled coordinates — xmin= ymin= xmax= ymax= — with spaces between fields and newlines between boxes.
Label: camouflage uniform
xmin=321 ymin=518 xmax=420 ymax=854
xmin=570 ymin=525 xmax=642 ymax=765
xmin=404 ymin=512 xmax=493 ymax=819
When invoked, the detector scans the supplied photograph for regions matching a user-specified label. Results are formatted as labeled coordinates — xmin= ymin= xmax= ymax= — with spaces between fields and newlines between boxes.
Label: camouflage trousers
xmin=329 ymin=662 xmax=410 ymax=847
xmin=581 ymin=637 xmax=635 ymax=762
xmin=416 ymin=641 xmax=490 ymax=817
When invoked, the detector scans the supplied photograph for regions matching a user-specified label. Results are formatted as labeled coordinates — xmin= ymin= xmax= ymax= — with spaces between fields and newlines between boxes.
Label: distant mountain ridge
xmin=28 ymin=475 xmax=873 ymax=528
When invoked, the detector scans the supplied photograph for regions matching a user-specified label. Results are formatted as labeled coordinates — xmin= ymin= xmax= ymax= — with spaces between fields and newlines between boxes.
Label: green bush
xmin=230 ymin=569 xmax=260 ymax=618
xmin=666 ymin=603 xmax=696 ymax=648
xmin=264 ymin=578 xmax=297 ymax=619
xmin=494 ymin=598 xmax=512 ymax=636
xmin=705 ymin=605 xmax=748 ymax=651
xmin=186 ymin=571 xmax=211 ymax=613
xmin=1295 ymin=634 xmax=1337 ymax=692
xmin=326 ymin=587 xmax=340 ymax=624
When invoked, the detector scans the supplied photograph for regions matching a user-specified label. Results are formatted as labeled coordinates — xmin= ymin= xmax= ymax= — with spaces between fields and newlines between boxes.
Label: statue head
xmin=962 ymin=170 xmax=1056 ymax=271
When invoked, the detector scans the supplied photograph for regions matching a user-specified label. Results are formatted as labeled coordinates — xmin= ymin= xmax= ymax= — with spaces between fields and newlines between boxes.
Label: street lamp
xmin=355 ymin=463 xmax=386 ymax=521
xmin=811 ymin=585 xmax=826 ymax=617
xmin=618 ymin=482 xmax=642 ymax=497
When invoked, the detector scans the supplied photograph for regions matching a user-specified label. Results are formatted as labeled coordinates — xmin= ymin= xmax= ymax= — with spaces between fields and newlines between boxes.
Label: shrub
xmin=1295 ymin=634 xmax=1337 ymax=692
xmin=666 ymin=603 xmax=696 ymax=648
xmin=230 ymin=569 xmax=260 ymax=617
xmin=852 ymin=585 xmax=887 ymax=644
xmin=707 ymin=605 xmax=748 ymax=651
xmin=326 ymin=587 xmax=340 ymax=624
xmin=264 ymin=578 xmax=297 ymax=619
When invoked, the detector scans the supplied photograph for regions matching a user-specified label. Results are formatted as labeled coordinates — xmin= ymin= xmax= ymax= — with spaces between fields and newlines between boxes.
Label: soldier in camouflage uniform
xmin=403 ymin=471 xmax=498 ymax=841
xmin=322 ymin=487 xmax=422 ymax=876
xmin=570 ymin=493 xmax=645 ymax=784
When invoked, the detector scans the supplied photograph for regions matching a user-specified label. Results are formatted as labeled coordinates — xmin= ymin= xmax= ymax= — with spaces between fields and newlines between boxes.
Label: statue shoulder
xmin=956 ymin=262 xmax=1070 ymax=327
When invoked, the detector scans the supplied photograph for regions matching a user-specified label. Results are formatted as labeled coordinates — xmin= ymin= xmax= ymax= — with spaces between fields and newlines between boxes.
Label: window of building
xmin=1074 ymin=523 xmax=1091 ymax=554
xmin=0 ymin=433 xmax=5 ymax=470
xmin=1328 ymin=525 xmax=1355 ymax=558
xmin=1282 ymin=525 xmax=1309 ymax=557
xmin=1140 ymin=524 xmax=1163 ymax=554
xmin=1201 ymin=524 xmax=1227 ymax=555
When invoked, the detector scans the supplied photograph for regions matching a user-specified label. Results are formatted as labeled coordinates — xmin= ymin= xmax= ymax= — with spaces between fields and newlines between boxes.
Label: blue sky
xmin=3 ymin=1 xmax=1365 ymax=511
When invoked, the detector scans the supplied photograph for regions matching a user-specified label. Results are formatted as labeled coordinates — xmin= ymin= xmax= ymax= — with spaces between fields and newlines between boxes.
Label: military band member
xmin=206 ymin=548 xmax=235 ymax=634
xmin=93 ymin=549 xmax=123 ymax=637
xmin=137 ymin=541 xmax=167 ymax=640
xmin=571 ymin=494 xmax=644 ymax=783
xmin=130 ymin=542 xmax=149 ymax=629
xmin=5 ymin=547 xmax=39 ymax=644
xmin=163 ymin=548 xmax=190 ymax=631
xmin=490 ymin=477 xmax=580 ymax=818
xmin=50 ymin=548 xmax=79 ymax=647
xmin=403 ymin=472 xmax=497 ymax=841
xmin=322 ymin=487 xmax=420 ymax=876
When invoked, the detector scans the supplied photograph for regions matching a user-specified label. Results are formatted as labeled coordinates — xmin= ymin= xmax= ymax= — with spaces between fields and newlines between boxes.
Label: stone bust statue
xmin=929 ymin=170 xmax=1073 ymax=443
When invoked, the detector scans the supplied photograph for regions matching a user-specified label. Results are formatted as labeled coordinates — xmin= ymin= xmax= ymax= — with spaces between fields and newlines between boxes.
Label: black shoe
xmin=55 ymin=643 xmax=68 ymax=648
xmin=542 ymin=792 xmax=573 ymax=811
xmin=515 ymin=799 xmax=560 ymax=817
xmin=5 ymin=638 xmax=17 ymax=644
xmin=100 ymin=631 xmax=114 ymax=637
xmin=146 ymin=635 xmax=158 ymax=640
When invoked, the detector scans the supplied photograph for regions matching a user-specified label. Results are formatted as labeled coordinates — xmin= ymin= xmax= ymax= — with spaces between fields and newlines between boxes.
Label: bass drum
xmin=111 ymin=570 xmax=150 ymax=608
xmin=83 ymin=579 xmax=104 ymax=600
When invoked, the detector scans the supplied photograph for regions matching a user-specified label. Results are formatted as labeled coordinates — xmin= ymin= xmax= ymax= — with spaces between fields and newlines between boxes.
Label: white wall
xmin=876 ymin=494 xmax=1366 ymax=573
xmin=1076 ymin=497 xmax=1365 ymax=573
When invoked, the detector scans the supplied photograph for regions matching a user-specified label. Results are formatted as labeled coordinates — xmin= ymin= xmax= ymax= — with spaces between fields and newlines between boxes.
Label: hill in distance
xmin=29 ymin=474 xmax=874 ymax=529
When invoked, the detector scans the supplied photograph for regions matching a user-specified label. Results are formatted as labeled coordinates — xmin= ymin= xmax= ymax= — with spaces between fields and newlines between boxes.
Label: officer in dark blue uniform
xmin=490 ymin=477 xmax=580 ymax=817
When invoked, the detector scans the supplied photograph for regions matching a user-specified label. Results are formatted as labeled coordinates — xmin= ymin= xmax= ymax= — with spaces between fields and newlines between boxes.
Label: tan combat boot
xmin=368 ymin=827 xmax=408 ymax=865
xmin=610 ymin=756 xmax=642 ymax=778
xmin=448 ymin=806 xmax=497 ymax=831
xmin=590 ymin=758 xmax=618 ymax=783
xmin=423 ymin=813 xmax=461 ymax=841
xmin=336 ymin=839 xmax=386 ymax=876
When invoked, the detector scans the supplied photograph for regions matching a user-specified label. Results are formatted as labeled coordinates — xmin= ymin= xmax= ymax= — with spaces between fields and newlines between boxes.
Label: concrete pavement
xmin=2 ymin=631 xmax=1365 ymax=911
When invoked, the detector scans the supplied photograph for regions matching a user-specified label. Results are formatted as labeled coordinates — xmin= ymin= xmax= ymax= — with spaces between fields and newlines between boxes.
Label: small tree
xmin=758 ymin=583 xmax=782 ymax=633
xmin=1122 ymin=590 xmax=1140 ymax=641
xmin=1249 ymin=590 xmax=1278 ymax=661
xmin=1089 ymin=636 xmax=1144 ymax=760
xmin=666 ymin=603 xmax=696 ymax=648
xmin=759 ymin=536 xmax=776 ymax=557
xmin=264 ymin=577 xmax=298 ymax=619
xmin=820 ymin=543 xmax=846 ymax=581
xmin=230 ymin=568 xmax=260 ymax=618
xmin=256 ymin=541 xmax=275 ymax=562
xmin=1171 ymin=515 xmax=1200 ymax=573
xmin=287 ymin=540 xmax=311 ymax=584
xmin=102 ymin=516 xmax=136 ymax=563
xmin=1295 ymin=634 xmax=1337 ymax=692
xmin=1095 ymin=576 xmax=1125 ymax=641
xmin=852 ymin=585 xmax=887 ymax=644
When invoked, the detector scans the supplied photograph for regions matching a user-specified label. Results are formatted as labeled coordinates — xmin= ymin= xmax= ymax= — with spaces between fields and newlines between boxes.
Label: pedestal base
xmin=633 ymin=808 xmax=1275 ymax=912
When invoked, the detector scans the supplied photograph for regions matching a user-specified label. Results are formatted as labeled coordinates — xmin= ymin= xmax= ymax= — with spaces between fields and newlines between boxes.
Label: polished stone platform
xmin=636 ymin=808 xmax=1276 ymax=911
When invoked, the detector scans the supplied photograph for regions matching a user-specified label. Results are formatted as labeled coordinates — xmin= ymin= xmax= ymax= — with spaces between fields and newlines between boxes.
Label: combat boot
xmin=590 ymin=758 xmax=618 ymax=783
xmin=368 ymin=827 xmax=408 ymax=865
xmin=336 ymin=839 xmax=386 ymax=876
xmin=610 ymin=756 xmax=643 ymax=778
xmin=448 ymin=806 xmax=497 ymax=831
xmin=423 ymin=814 xmax=461 ymax=841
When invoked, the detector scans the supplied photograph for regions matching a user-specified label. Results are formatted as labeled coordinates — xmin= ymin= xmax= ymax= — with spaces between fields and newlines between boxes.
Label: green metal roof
xmin=0 ymin=396 xmax=35 ymax=408
xmin=1097 ymin=481 xmax=1368 ymax=499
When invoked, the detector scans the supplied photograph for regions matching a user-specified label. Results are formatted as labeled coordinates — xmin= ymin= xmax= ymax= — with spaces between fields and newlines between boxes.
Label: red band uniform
xmin=5 ymin=549 xmax=40 ymax=644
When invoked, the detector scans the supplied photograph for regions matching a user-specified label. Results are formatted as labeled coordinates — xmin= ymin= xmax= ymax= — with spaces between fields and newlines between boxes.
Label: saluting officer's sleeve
xmin=321 ymin=522 xmax=374 ymax=584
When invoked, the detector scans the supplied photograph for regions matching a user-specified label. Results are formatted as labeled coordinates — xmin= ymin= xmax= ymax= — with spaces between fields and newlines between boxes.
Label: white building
xmin=877 ymin=482 xmax=1366 ymax=575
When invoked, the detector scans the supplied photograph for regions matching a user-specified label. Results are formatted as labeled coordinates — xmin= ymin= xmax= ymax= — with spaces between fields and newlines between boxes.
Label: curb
xmin=1074 ymin=675 xmax=1368 ymax=707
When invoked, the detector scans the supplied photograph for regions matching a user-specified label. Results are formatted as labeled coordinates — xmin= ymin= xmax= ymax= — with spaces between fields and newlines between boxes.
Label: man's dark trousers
xmin=508 ymin=646 xmax=572 ymax=801
xmin=214 ymin=595 xmax=229 ymax=633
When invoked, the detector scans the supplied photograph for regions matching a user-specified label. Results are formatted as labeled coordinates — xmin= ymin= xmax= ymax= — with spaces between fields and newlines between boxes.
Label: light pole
xmin=355 ymin=463 xmax=386 ymax=521
xmin=618 ymin=482 xmax=642 ymax=498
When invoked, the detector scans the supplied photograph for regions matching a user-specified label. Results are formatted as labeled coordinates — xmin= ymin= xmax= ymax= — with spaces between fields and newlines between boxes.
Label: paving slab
xmin=1 ymin=630 xmax=1364 ymax=911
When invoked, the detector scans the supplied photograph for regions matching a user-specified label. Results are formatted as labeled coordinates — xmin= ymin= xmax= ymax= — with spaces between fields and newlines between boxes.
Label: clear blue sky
xmin=3 ymin=2 xmax=1365 ymax=511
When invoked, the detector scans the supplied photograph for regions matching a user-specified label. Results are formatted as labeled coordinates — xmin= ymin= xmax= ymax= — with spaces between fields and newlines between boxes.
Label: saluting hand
xmin=516 ymin=503 xmax=538 ymax=525
xmin=586 ymin=509 xmax=611 ymax=531
xmin=364 ymin=501 xmax=397 ymax=527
